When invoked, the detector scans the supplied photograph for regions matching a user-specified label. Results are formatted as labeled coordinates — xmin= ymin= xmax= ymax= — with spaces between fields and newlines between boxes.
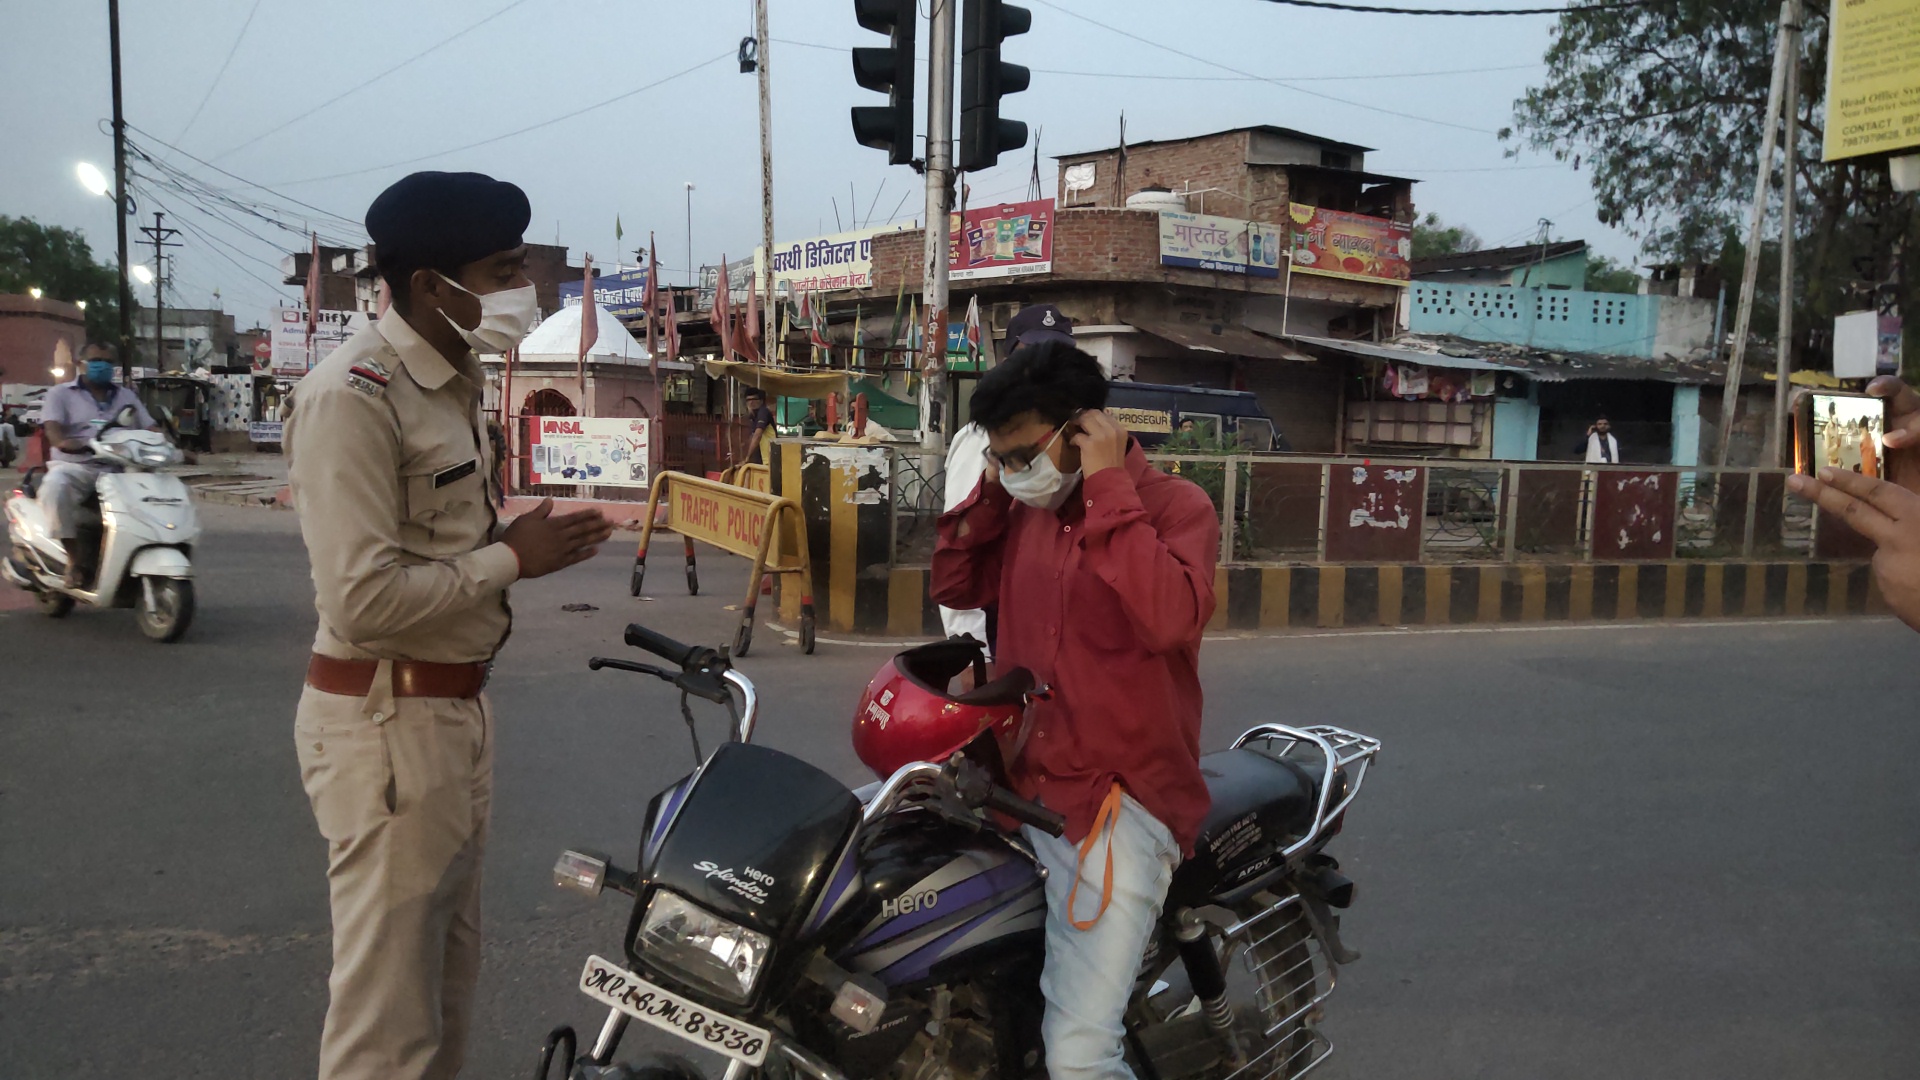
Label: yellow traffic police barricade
xmin=630 ymin=470 xmax=815 ymax=655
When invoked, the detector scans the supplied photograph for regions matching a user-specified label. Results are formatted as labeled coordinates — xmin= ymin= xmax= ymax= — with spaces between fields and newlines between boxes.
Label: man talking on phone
xmin=931 ymin=340 xmax=1217 ymax=1080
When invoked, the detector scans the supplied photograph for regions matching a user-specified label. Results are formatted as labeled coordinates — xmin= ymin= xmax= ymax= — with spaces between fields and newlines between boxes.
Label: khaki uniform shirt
xmin=285 ymin=310 xmax=518 ymax=673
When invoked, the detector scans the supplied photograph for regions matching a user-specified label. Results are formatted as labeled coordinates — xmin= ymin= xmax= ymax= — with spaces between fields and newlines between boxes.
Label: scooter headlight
xmin=636 ymin=890 xmax=769 ymax=1004
xmin=131 ymin=443 xmax=181 ymax=467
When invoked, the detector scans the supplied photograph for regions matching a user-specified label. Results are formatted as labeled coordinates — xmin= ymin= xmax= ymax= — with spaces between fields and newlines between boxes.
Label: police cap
xmin=365 ymin=171 xmax=531 ymax=270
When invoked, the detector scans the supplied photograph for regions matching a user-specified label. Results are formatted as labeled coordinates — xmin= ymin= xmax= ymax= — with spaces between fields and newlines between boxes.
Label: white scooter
xmin=4 ymin=406 xmax=200 ymax=642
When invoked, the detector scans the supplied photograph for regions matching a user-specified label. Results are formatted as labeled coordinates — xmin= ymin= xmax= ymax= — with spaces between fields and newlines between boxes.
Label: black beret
xmin=365 ymin=171 xmax=531 ymax=270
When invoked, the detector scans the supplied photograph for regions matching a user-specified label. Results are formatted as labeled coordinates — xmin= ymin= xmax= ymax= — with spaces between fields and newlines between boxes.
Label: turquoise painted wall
xmin=1507 ymin=250 xmax=1588 ymax=290
xmin=1410 ymin=284 xmax=1661 ymax=357
xmin=1492 ymin=391 xmax=1541 ymax=460
xmin=1670 ymin=385 xmax=1702 ymax=466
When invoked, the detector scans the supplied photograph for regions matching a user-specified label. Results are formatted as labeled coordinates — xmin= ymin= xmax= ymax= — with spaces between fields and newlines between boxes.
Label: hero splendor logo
xmin=694 ymin=861 xmax=775 ymax=905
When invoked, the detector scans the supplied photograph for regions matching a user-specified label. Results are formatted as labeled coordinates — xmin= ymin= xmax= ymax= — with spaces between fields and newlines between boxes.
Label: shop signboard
xmin=271 ymin=307 xmax=365 ymax=379
xmin=558 ymin=266 xmax=652 ymax=320
xmin=947 ymin=199 xmax=1054 ymax=281
xmin=1822 ymin=0 xmax=1920 ymax=160
xmin=758 ymin=226 xmax=906 ymax=296
xmin=528 ymin=416 xmax=653 ymax=488
xmin=1157 ymin=211 xmax=1283 ymax=278
xmin=1287 ymin=204 xmax=1413 ymax=287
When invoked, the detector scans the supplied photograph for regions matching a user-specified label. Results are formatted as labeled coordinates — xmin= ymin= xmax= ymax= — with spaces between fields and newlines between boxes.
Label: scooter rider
xmin=39 ymin=344 xmax=157 ymax=586
xmin=931 ymin=340 xmax=1219 ymax=1080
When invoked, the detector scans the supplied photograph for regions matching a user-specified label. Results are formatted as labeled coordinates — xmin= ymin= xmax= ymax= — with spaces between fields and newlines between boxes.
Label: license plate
xmin=577 ymin=954 xmax=772 ymax=1067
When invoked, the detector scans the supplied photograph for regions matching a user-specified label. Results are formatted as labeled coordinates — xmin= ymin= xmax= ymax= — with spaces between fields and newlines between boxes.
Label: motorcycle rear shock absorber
xmin=1175 ymin=911 xmax=1246 ymax=1069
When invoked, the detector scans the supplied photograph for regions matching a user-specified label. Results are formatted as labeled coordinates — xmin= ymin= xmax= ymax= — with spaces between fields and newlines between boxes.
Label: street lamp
xmin=28 ymin=287 xmax=42 ymax=299
xmin=130 ymin=264 xmax=154 ymax=286
xmin=76 ymin=161 xmax=113 ymax=199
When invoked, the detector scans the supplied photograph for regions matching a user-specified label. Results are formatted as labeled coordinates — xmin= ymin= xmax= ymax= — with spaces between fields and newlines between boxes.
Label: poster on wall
xmin=947 ymin=199 xmax=1054 ymax=281
xmin=1288 ymin=204 xmax=1412 ymax=287
xmin=528 ymin=416 xmax=653 ymax=488
xmin=1157 ymin=211 xmax=1283 ymax=277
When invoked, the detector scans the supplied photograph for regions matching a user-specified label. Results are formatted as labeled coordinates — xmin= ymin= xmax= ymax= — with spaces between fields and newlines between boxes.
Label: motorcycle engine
xmin=840 ymin=985 xmax=1010 ymax=1080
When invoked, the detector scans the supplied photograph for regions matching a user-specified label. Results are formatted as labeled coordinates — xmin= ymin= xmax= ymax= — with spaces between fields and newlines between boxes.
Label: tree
xmin=0 ymin=216 xmax=128 ymax=345
xmin=1503 ymin=0 xmax=1917 ymax=371
xmin=1585 ymin=253 xmax=1642 ymax=294
xmin=1411 ymin=212 xmax=1483 ymax=261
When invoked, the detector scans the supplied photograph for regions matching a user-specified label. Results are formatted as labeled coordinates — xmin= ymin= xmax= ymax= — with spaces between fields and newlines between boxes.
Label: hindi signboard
xmin=1158 ymin=211 xmax=1283 ymax=278
xmin=248 ymin=420 xmax=284 ymax=444
xmin=1287 ymin=204 xmax=1413 ymax=287
xmin=527 ymin=416 xmax=653 ymax=488
xmin=558 ymin=266 xmax=652 ymax=320
xmin=947 ymin=199 xmax=1054 ymax=281
xmin=1822 ymin=0 xmax=1920 ymax=161
xmin=758 ymin=226 xmax=904 ymax=296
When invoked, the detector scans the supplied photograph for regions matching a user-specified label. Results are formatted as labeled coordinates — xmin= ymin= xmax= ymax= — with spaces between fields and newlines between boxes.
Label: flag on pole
xmin=305 ymin=231 xmax=321 ymax=362
xmin=663 ymin=286 xmax=681 ymax=361
xmin=742 ymin=268 xmax=762 ymax=364
xmin=808 ymin=290 xmax=831 ymax=354
xmin=710 ymin=256 xmax=733 ymax=361
xmin=886 ymin=279 xmax=908 ymax=346
xmin=794 ymin=289 xmax=814 ymax=330
xmin=852 ymin=306 xmax=865 ymax=370
xmin=643 ymin=234 xmax=661 ymax=392
xmin=578 ymin=255 xmax=596 ymax=412
xmin=777 ymin=292 xmax=791 ymax=366
xmin=963 ymin=294 xmax=982 ymax=365
xmin=615 ymin=215 xmax=624 ymax=245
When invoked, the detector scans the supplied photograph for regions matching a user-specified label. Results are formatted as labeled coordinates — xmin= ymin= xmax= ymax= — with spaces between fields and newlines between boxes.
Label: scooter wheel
xmin=136 ymin=578 xmax=195 ymax=643
xmin=38 ymin=591 xmax=74 ymax=618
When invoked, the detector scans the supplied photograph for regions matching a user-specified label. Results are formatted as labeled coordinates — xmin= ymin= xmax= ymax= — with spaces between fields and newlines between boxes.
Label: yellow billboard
xmin=1822 ymin=0 xmax=1920 ymax=161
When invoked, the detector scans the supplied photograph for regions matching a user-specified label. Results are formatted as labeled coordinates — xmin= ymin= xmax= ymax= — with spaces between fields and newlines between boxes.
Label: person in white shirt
xmin=1578 ymin=416 xmax=1622 ymax=463
xmin=939 ymin=303 xmax=1080 ymax=654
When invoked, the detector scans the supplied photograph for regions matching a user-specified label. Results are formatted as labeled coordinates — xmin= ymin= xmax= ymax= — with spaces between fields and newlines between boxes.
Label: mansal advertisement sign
xmin=947 ymin=199 xmax=1055 ymax=281
xmin=1287 ymin=203 xmax=1412 ymax=287
xmin=527 ymin=416 xmax=653 ymax=488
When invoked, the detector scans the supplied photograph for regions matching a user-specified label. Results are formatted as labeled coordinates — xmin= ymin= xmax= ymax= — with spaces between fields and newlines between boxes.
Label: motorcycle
xmin=4 ymin=406 xmax=199 ymax=642
xmin=536 ymin=624 xmax=1380 ymax=1080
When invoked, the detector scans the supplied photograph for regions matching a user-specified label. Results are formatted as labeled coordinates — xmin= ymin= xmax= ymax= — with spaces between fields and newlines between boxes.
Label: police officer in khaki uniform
xmin=285 ymin=171 xmax=614 ymax=1080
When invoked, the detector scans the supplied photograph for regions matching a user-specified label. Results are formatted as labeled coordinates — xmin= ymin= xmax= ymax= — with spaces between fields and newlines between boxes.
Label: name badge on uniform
xmin=433 ymin=459 xmax=478 ymax=488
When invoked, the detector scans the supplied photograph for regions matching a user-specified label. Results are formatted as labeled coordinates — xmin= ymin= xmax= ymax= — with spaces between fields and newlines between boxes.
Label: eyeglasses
xmin=986 ymin=424 xmax=1065 ymax=473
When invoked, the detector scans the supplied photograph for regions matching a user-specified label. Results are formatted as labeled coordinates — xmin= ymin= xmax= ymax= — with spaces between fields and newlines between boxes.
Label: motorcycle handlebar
xmin=983 ymin=785 xmax=1066 ymax=838
xmin=625 ymin=623 xmax=698 ymax=667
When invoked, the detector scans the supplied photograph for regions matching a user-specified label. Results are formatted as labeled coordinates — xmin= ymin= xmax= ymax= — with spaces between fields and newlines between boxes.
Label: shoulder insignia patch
xmin=345 ymin=358 xmax=390 ymax=397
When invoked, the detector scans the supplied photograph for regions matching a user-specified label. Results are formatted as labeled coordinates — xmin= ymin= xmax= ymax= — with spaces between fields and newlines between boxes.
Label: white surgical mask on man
xmin=436 ymin=273 xmax=537 ymax=353
xmin=999 ymin=425 xmax=1082 ymax=512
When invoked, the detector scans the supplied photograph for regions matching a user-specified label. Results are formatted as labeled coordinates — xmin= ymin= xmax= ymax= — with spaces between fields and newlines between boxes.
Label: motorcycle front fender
xmin=129 ymin=546 xmax=193 ymax=579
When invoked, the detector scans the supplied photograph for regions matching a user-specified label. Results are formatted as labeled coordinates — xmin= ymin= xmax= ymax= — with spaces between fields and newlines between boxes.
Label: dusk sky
xmin=3 ymin=0 xmax=1634 ymax=326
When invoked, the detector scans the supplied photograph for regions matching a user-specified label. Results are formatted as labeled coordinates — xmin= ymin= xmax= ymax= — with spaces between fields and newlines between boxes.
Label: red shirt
xmin=932 ymin=441 xmax=1218 ymax=853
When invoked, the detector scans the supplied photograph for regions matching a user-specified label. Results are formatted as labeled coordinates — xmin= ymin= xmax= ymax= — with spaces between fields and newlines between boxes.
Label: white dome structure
xmin=518 ymin=302 xmax=650 ymax=365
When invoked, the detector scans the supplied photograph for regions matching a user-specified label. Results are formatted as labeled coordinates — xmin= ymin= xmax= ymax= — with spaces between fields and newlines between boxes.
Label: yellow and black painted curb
xmin=874 ymin=561 xmax=1883 ymax=636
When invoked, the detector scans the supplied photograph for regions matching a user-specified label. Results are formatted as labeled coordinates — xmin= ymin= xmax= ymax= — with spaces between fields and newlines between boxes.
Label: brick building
xmin=0 ymin=294 xmax=88 ymax=391
xmin=849 ymin=125 xmax=1419 ymax=452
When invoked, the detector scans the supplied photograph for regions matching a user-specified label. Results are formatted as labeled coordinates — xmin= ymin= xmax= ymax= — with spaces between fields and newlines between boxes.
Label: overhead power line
xmin=774 ymin=38 xmax=1540 ymax=82
xmin=126 ymin=124 xmax=364 ymax=230
xmin=1255 ymin=0 xmax=1651 ymax=13
xmin=211 ymin=0 xmax=538 ymax=162
xmin=1030 ymin=0 xmax=1496 ymax=134
xmin=174 ymin=0 xmax=264 ymax=146
xmin=270 ymin=50 xmax=734 ymax=187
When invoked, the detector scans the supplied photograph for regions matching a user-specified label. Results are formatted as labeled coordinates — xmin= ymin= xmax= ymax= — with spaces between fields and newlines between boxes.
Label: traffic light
xmin=959 ymin=0 xmax=1030 ymax=173
xmin=851 ymin=0 xmax=917 ymax=166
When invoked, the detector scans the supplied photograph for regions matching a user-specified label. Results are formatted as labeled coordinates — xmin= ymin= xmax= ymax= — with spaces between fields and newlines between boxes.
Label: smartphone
xmin=1793 ymin=390 xmax=1887 ymax=477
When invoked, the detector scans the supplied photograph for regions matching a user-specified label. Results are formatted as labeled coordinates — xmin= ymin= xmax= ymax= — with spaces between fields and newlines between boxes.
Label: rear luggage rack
xmin=1223 ymin=892 xmax=1336 ymax=1080
xmin=1231 ymin=725 xmax=1381 ymax=860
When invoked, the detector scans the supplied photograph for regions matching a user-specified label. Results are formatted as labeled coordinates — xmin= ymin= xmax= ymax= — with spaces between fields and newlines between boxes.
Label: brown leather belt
xmin=306 ymin=654 xmax=490 ymax=699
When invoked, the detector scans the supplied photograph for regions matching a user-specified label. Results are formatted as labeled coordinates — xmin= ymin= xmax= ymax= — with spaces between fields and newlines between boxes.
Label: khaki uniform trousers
xmin=295 ymin=683 xmax=494 ymax=1080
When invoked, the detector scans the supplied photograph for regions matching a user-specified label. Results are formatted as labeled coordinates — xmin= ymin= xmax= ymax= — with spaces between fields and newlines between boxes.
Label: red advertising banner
xmin=1288 ymin=203 xmax=1412 ymax=287
xmin=1590 ymin=470 xmax=1677 ymax=561
xmin=947 ymin=199 xmax=1054 ymax=282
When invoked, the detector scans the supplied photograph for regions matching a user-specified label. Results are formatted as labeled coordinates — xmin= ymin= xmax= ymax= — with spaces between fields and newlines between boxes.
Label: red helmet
xmin=853 ymin=638 xmax=1035 ymax=779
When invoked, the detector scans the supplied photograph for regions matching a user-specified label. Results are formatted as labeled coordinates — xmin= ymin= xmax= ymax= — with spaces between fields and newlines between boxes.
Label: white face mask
xmin=999 ymin=426 xmax=1081 ymax=511
xmin=437 ymin=273 xmax=537 ymax=354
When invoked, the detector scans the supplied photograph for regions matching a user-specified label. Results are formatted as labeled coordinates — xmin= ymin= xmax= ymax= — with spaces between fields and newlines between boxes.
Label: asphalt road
xmin=2 ymin=504 xmax=1916 ymax=1079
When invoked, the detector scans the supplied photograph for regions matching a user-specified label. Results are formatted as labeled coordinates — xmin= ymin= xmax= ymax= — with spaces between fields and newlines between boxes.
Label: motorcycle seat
xmin=1194 ymin=749 xmax=1318 ymax=852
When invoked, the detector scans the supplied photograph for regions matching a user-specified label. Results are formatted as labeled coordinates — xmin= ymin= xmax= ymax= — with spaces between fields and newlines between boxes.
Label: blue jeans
xmin=1025 ymin=794 xmax=1180 ymax=1080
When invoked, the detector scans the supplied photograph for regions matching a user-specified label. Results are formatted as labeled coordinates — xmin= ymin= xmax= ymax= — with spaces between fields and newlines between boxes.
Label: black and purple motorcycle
xmin=535 ymin=625 xmax=1381 ymax=1080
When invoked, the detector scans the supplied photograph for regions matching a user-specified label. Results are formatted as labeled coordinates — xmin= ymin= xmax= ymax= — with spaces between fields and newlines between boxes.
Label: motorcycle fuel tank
xmin=643 ymin=742 xmax=862 ymax=940
xmin=830 ymin=817 xmax=1045 ymax=988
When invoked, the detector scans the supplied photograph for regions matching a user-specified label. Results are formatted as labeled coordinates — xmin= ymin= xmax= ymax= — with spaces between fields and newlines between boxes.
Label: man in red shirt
xmin=932 ymin=341 xmax=1217 ymax=1080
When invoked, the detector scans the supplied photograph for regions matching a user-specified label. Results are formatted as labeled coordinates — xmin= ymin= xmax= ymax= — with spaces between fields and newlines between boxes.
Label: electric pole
xmin=919 ymin=0 xmax=955 ymax=451
xmin=755 ymin=0 xmax=777 ymax=353
xmin=109 ymin=0 xmax=133 ymax=380
xmin=139 ymin=212 xmax=180 ymax=373
xmin=1767 ymin=0 xmax=1803 ymax=465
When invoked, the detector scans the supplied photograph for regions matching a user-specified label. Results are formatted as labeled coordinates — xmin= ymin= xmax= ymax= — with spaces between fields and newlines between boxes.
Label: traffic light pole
xmin=919 ymin=0 xmax=955 ymax=452
xmin=755 ymin=0 xmax=777 ymax=353
xmin=109 ymin=0 xmax=134 ymax=380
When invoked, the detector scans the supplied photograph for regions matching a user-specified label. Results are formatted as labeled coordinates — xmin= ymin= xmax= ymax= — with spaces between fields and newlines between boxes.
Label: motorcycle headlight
xmin=132 ymin=443 xmax=178 ymax=466
xmin=637 ymin=890 xmax=769 ymax=1004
